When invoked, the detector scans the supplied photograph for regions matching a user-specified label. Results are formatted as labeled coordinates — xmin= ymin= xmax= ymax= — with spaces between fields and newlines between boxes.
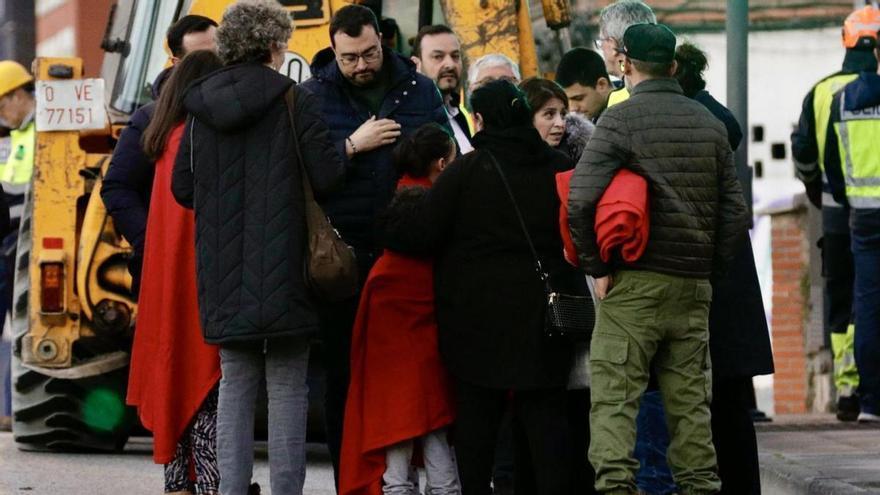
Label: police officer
xmin=791 ymin=6 xmax=880 ymax=421
xmin=824 ymin=21 xmax=880 ymax=423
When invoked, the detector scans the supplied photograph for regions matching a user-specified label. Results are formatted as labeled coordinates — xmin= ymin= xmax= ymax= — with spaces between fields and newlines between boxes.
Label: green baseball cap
xmin=620 ymin=23 xmax=677 ymax=63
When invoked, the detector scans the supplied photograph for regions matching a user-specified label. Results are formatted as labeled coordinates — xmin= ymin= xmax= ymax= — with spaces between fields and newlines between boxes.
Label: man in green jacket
xmin=568 ymin=24 xmax=749 ymax=495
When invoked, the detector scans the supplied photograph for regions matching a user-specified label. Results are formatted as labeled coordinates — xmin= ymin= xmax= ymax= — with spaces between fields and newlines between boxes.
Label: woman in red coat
xmin=131 ymin=50 xmax=223 ymax=495
xmin=340 ymin=123 xmax=460 ymax=495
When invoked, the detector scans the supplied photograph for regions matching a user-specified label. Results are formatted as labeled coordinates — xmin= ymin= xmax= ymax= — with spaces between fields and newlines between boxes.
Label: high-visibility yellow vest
xmin=833 ymin=91 xmax=880 ymax=208
xmin=1 ymin=120 xmax=34 ymax=187
xmin=607 ymin=86 xmax=630 ymax=108
xmin=814 ymin=73 xmax=859 ymax=172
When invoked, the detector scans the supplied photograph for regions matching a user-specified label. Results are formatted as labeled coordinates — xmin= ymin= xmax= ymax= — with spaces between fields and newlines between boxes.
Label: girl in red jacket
xmin=340 ymin=123 xmax=460 ymax=495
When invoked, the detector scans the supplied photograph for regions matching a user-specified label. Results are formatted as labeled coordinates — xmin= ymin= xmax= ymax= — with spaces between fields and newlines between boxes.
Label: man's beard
xmin=347 ymin=68 xmax=378 ymax=87
xmin=436 ymin=69 xmax=460 ymax=96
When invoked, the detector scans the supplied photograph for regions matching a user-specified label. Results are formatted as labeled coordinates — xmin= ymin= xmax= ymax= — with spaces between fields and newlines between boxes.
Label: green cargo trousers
xmin=588 ymin=270 xmax=721 ymax=495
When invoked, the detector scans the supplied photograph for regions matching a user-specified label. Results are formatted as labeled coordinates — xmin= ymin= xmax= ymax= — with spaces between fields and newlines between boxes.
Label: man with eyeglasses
xmin=595 ymin=0 xmax=656 ymax=108
xmin=300 ymin=4 xmax=448 ymax=488
xmin=466 ymin=53 xmax=521 ymax=97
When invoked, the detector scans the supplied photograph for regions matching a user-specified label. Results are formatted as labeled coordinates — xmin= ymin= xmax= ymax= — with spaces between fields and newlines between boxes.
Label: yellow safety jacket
xmin=814 ymin=74 xmax=859 ymax=173
xmin=607 ymin=86 xmax=630 ymax=108
xmin=1 ymin=119 xmax=34 ymax=188
xmin=833 ymin=92 xmax=880 ymax=208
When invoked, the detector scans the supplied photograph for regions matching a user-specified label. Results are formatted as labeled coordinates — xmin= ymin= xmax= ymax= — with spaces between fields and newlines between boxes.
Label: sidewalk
xmin=758 ymin=414 xmax=880 ymax=494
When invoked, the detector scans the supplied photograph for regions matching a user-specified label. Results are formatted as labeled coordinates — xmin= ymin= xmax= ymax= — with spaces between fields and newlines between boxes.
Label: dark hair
xmin=555 ymin=48 xmax=609 ymax=89
xmin=631 ymin=59 xmax=675 ymax=78
xmin=412 ymin=25 xmax=455 ymax=58
xmin=167 ymin=15 xmax=218 ymax=58
xmin=519 ymin=78 xmax=569 ymax=118
xmin=470 ymin=79 xmax=532 ymax=131
xmin=674 ymin=42 xmax=708 ymax=98
xmin=392 ymin=123 xmax=454 ymax=178
xmin=329 ymin=5 xmax=381 ymax=46
xmin=142 ymin=50 xmax=223 ymax=160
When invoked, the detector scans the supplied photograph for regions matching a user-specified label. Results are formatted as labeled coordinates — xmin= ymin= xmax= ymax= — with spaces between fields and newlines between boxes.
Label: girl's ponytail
xmin=392 ymin=123 xmax=455 ymax=178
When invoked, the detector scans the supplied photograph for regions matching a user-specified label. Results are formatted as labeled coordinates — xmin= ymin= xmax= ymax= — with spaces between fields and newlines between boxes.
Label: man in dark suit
xmin=411 ymin=24 xmax=472 ymax=153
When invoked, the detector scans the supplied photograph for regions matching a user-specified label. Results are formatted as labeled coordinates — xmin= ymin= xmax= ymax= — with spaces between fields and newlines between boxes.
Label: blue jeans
xmin=851 ymin=209 xmax=880 ymax=414
xmin=634 ymin=390 xmax=677 ymax=495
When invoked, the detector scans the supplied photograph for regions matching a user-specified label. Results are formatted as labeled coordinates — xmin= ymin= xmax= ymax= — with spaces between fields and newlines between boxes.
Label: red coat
xmin=556 ymin=168 xmax=649 ymax=266
xmin=126 ymin=123 xmax=221 ymax=464
xmin=339 ymin=176 xmax=455 ymax=495
xmin=556 ymin=170 xmax=579 ymax=266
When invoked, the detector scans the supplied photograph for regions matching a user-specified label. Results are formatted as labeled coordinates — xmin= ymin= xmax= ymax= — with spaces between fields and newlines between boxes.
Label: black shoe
xmin=247 ymin=482 xmax=261 ymax=495
xmin=837 ymin=395 xmax=860 ymax=422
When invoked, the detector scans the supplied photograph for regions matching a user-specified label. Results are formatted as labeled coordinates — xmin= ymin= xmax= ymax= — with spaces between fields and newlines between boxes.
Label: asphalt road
xmin=0 ymin=433 xmax=337 ymax=494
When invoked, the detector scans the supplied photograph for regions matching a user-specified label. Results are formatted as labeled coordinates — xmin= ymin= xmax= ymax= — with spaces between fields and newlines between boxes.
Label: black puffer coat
xmin=171 ymin=64 xmax=344 ymax=344
xmin=568 ymin=78 xmax=749 ymax=279
xmin=384 ymin=127 xmax=583 ymax=390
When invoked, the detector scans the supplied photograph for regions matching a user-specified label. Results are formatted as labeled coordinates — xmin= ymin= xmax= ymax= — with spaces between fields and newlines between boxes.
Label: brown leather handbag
xmin=285 ymin=87 xmax=359 ymax=301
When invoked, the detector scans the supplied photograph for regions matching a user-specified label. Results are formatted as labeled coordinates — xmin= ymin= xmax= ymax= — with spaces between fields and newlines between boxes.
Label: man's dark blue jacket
xmin=300 ymin=47 xmax=448 ymax=253
xmin=101 ymin=69 xmax=170 ymax=296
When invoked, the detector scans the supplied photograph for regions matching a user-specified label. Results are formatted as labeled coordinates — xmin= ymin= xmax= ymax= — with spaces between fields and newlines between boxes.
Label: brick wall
xmin=769 ymin=202 xmax=810 ymax=414
xmin=36 ymin=0 xmax=114 ymax=77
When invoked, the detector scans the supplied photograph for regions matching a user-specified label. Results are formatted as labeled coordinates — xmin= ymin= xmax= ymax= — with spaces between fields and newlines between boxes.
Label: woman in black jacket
xmin=387 ymin=80 xmax=578 ymax=495
xmin=170 ymin=1 xmax=344 ymax=494
xmin=520 ymin=76 xmax=597 ymax=495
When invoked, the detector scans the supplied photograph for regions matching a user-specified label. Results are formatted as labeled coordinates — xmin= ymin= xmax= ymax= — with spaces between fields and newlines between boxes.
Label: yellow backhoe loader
xmin=11 ymin=0 xmax=573 ymax=451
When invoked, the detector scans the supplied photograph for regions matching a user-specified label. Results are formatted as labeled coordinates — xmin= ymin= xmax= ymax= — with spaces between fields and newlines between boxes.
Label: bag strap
xmin=284 ymin=86 xmax=316 ymax=203
xmin=485 ymin=150 xmax=549 ymax=284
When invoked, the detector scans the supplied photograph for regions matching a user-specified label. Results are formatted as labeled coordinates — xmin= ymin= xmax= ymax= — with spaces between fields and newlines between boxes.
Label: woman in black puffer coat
xmin=385 ymin=80 xmax=582 ymax=495
xmin=170 ymin=1 xmax=343 ymax=493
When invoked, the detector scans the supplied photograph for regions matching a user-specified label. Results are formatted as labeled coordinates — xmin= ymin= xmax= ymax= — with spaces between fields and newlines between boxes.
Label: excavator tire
xmin=10 ymin=189 xmax=134 ymax=452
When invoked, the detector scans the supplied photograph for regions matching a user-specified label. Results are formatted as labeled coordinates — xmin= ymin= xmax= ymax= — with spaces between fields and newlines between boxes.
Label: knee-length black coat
xmin=171 ymin=64 xmax=344 ymax=344
xmin=384 ymin=127 xmax=582 ymax=390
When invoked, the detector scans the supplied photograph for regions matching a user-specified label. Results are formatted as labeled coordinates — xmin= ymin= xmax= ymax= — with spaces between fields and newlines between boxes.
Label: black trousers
xmin=821 ymin=207 xmax=855 ymax=338
xmin=318 ymin=249 xmax=379 ymax=489
xmin=567 ymin=389 xmax=597 ymax=494
xmin=454 ymin=379 xmax=572 ymax=495
xmin=317 ymin=296 xmax=358 ymax=488
xmin=711 ymin=376 xmax=761 ymax=495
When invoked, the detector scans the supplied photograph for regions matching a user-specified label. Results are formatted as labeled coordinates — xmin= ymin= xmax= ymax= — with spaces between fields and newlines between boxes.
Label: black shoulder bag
xmin=487 ymin=151 xmax=596 ymax=340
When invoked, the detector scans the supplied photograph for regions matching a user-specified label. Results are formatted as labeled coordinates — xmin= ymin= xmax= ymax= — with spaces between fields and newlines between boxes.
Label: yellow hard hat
xmin=0 ymin=60 xmax=33 ymax=98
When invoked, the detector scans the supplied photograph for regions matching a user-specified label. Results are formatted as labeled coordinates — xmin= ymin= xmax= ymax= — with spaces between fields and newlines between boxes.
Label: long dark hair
xmin=470 ymin=79 xmax=532 ymax=131
xmin=674 ymin=42 xmax=708 ymax=98
xmin=142 ymin=50 xmax=223 ymax=159
xmin=392 ymin=123 xmax=454 ymax=178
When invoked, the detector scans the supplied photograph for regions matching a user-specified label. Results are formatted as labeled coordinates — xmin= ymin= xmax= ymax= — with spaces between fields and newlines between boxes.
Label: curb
xmin=760 ymin=453 xmax=874 ymax=495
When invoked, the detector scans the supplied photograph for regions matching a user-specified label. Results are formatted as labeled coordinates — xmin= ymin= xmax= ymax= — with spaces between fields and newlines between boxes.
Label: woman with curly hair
xmin=170 ymin=1 xmax=344 ymax=493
